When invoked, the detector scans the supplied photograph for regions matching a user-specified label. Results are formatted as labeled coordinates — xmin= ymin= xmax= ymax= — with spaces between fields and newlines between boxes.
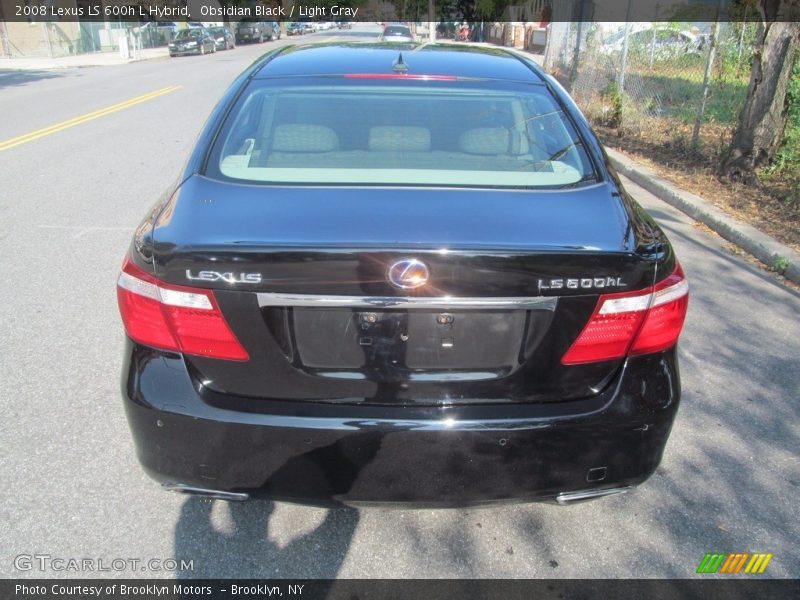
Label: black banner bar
xmin=1 ymin=0 xmax=798 ymax=24
xmin=3 ymin=579 xmax=800 ymax=600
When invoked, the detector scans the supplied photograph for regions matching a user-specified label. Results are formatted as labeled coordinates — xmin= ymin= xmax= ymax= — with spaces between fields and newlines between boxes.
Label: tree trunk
xmin=721 ymin=12 xmax=800 ymax=185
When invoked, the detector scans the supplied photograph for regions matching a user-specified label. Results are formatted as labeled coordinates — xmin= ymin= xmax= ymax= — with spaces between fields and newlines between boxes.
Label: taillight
xmin=629 ymin=266 xmax=689 ymax=356
xmin=116 ymin=258 xmax=249 ymax=361
xmin=561 ymin=265 xmax=688 ymax=365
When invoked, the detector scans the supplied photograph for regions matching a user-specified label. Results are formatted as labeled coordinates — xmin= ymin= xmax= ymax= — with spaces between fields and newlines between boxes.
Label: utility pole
xmin=737 ymin=4 xmax=749 ymax=69
xmin=43 ymin=22 xmax=53 ymax=58
xmin=649 ymin=3 xmax=660 ymax=68
xmin=618 ymin=0 xmax=633 ymax=93
xmin=692 ymin=0 xmax=724 ymax=148
xmin=0 ymin=2 xmax=9 ymax=58
xmin=428 ymin=0 xmax=435 ymax=42
xmin=569 ymin=1 xmax=586 ymax=91
xmin=0 ymin=20 xmax=10 ymax=57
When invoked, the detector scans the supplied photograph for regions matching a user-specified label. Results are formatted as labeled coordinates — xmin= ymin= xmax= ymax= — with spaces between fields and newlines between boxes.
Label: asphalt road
xmin=1 ymin=23 xmax=798 ymax=579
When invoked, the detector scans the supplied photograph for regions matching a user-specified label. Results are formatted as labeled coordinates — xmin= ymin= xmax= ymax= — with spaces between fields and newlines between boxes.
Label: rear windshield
xmin=174 ymin=30 xmax=200 ymax=40
xmin=207 ymin=78 xmax=596 ymax=188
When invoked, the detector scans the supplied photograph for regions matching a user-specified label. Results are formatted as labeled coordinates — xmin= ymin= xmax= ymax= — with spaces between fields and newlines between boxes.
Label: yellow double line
xmin=0 ymin=84 xmax=181 ymax=152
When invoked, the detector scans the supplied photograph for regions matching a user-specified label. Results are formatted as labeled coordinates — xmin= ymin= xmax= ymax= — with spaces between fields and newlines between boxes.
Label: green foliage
xmin=773 ymin=256 xmax=790 ymax=274
xmin=718 ymin=22 xmax=758 ymax=75
xmin=726 ymin=0 xmax=760 ymax=22
xmin=602 ymin=82 xmax=624 ymax=128
xmin=617 ymin=66 xmax=749 ymax=126
xmin=764 ymin=58 xmax=800 ymax=182
xmin=475 ymin=0 xmax=496 ymax=20
xmin=589 ymin=23 xmax=752 ymax=129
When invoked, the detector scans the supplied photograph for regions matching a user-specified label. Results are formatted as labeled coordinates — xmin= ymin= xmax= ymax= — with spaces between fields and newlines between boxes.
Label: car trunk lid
xmin=148 ymin=176 xmax=657 ymax=404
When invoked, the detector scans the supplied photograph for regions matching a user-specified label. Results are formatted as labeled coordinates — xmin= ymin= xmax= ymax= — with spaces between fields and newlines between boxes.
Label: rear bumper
xmin=121 ymin=342 xmax=680 ymax=506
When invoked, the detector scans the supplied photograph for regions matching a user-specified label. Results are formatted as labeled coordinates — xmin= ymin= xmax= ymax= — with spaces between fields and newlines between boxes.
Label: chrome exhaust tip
xmin=556 ymin=486 xmax=632 ymax=505
xmin=163 ymin=484 xmax=250 ymax=502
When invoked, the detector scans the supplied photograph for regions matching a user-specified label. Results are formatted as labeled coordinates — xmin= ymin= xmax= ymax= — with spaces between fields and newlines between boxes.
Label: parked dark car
xmin=118 ymin=43 xmax=688 ymax=506
xmin=235 ymin=19 xmax=276 ymax=43
xmin=168 ymin=28 xmax=216 ymax=56
xmin=208 ymin=26 xmax=235 ymax=50
xmin=286 ymin=22 xmax=305 ymax=36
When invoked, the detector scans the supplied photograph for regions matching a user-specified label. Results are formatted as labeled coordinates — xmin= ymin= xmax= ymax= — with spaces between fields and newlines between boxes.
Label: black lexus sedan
xmin=168 ymin=28 xmax=216 ymax=56
xmin=235 ymin=19 xmax=276 ymax=44
xmin=117 ymin=43 xmax=689 ymax=506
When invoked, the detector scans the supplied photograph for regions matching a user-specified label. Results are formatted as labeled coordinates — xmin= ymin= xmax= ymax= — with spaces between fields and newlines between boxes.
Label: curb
xmin=606 ymin=147 xmax=800 ymax=285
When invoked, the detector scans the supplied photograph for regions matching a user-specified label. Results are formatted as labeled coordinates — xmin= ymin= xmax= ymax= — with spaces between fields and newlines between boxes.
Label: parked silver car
xmin=380 ymin=24 xmax=414 ymax=42
xmin=601 ymin=27 xmax=705 ymax=58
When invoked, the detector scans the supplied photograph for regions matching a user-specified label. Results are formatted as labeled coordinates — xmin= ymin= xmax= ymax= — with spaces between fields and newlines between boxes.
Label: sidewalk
xmin=607 ymin=148 xmax=800 ymax=285
xmin=0 ymin=46 xmax=169 ymax=70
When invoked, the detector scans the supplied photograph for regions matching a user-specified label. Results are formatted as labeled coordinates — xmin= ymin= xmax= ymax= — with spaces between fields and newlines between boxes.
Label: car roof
xmin=254 ymin=43 xmax=544 ymax=83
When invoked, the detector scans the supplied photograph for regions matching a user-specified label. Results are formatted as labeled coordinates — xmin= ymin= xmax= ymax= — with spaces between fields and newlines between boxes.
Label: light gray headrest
xmin=272 ymin=124 xmax=339 ymax=152
xmin=459 ymin=127 xmax=511 ymax=155
xmin=369 ymin=126 xmax=431 ymax=152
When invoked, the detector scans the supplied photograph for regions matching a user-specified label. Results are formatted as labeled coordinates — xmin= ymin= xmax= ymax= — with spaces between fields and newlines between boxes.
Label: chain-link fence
xmin=545 ymin=21 xmax=758 ymax=168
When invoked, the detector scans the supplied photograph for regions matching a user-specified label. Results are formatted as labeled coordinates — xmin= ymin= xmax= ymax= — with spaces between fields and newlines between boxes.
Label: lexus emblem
xmin=388 ymin=259 xmax=429 ymax=289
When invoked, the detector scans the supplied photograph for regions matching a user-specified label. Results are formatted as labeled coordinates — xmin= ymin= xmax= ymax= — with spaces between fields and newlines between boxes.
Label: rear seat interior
xmin=243 ymin=123 xmax=550 ymax=171
xmin=368 ymin=126 xmax=431 ymax=152
xmin=273 ymin=123 xmax=339 ymax=153
xmin=216 ymin=87 xmax=583 ymax=180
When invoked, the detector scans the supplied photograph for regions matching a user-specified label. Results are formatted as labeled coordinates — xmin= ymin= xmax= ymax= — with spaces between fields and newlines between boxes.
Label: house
xmin=0 ymin=0 xmax=183 ymax=57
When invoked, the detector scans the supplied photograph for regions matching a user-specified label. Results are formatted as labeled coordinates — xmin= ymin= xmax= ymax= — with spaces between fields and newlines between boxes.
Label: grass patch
xmin=574 ymin=59 xmax=799 ymax=253
xmin=564 ymin=24 xmax=798 ymax=253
